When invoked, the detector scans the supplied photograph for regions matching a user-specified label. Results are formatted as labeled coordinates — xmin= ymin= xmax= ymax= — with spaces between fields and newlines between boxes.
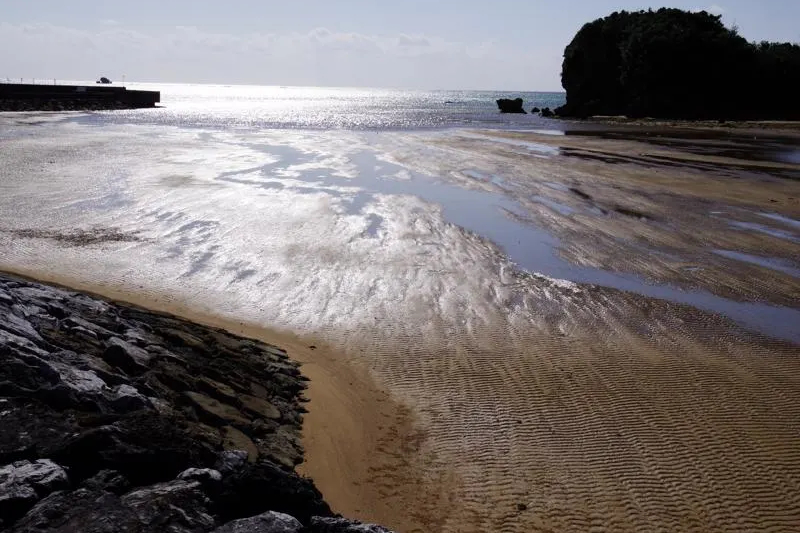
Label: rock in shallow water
xmin=496 ymin=97 xmax=527 ymax=114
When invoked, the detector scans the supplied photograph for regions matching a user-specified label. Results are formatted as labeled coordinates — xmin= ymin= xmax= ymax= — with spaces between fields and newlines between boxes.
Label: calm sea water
xmin=73 ymin=82 xmax=566 ymax=131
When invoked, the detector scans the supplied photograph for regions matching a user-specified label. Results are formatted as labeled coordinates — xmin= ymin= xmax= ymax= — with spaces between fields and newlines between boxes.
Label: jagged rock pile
xmin=0 ymin=273 xmax=393 ymax=533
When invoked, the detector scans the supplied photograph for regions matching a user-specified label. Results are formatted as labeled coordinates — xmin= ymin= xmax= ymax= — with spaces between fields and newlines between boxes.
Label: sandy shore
xmin=1 ymin=119 xmax=799 ymax=532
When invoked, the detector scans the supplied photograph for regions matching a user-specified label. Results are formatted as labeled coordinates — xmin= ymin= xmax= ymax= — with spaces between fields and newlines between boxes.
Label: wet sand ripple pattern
xmin=341 ymin=286 xmax=800 ymax=532
xmin=403 ymin=350 xmax=795 ymax=530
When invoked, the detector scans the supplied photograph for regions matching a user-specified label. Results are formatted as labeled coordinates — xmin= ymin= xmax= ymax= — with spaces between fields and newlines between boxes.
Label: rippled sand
xmin=1 ymin=116 xmax=799 ymax=532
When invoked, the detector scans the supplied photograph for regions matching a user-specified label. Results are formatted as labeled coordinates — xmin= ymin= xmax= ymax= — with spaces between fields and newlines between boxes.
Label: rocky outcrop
xmin=0 ymin=460 xmax=69 ymax=524
xmin=496 ymin=98 xmax=527 ymax=114
xmin=310 ymin=517 xmax=396 ymax=532
xmin=0 ymin=273 xmax=394 ymax=532
xmin=212 ymin=512 xmax=302 ymax=533
xmin=540 ymin=107 xmax=554 ymax=118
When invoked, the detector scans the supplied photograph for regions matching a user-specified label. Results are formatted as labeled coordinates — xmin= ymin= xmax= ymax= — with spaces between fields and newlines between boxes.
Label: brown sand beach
xmin=1 ymin=116 xmax=799 ymax=532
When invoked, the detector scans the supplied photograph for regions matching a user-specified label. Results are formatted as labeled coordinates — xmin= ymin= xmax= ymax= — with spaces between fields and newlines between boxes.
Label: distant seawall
xmin=0 ymin=83 xmax=160 ymax=111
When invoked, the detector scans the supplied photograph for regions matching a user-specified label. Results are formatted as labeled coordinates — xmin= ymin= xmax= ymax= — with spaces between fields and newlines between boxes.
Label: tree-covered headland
xmin=555 ymin=8 xmax=800 ymax=120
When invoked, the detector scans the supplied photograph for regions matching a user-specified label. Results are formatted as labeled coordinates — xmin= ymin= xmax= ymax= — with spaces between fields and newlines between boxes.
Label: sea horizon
xmin=19 ymin=82 xmax=567 ymax=131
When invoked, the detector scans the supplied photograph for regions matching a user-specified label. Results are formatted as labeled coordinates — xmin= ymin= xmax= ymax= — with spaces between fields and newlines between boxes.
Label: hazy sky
xmin=2 ymin=1 xmax=798 ymax=90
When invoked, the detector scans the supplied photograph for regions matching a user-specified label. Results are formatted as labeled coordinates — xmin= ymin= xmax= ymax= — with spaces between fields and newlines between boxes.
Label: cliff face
xmin=0 ymin=273 xmax=393 ymax=533
xmin=556 ymin=8 xmax=800 ymax=120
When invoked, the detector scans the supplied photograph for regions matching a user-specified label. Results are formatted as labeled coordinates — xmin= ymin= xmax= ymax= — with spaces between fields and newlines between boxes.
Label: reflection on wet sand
xmin=1 ymin=118 xmax=799 ymax=533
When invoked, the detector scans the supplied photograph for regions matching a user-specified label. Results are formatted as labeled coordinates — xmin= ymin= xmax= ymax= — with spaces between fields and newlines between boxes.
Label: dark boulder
xmin=103 ymin=337 xmax=151 ymax=375
xmin=214 ymin=459 xmax=332 ymax=524
xmin=540 ymin=107 xmax=554 ymax=117
xmin=212 ymin=511 xmax=303 ymax=533
xmin=120 ymin=479 xmax=216 ymax=531
xmin=50 ymin=413 xmax=219 ymax=485
xmin=0 ymin=460 xmax=69 ymax=525
xmin=496 ymin=98 xmax=527 ymax=114
xmin=309 ymin=516 xmax=395 ymax=532
xmin=80 ymin=470 xmax=130 ymax=495
xmin=9 ymin=489 xmax=140 ymax=533
xmin=215 ymin=450 xmax=249 ymax=476
xmin=531 ymin=107 xmax=540 ymax=113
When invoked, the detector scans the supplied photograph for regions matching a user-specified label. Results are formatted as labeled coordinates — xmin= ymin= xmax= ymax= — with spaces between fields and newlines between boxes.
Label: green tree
xmin=557 ymin=9 xmax=800 ymax=120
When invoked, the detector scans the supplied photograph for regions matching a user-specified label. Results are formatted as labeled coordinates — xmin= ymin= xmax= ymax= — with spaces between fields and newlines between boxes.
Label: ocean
xmin=70 ymin=82 xmax=567 ymax=130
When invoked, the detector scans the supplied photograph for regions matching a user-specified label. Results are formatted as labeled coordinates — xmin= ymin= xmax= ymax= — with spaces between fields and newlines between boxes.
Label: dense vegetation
xmin=555 ymin=8 xmax=800 ymax=120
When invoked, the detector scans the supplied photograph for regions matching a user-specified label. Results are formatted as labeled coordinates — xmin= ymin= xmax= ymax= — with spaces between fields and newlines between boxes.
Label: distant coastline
xmin=0 ymin=82 xmax=160 ymax=112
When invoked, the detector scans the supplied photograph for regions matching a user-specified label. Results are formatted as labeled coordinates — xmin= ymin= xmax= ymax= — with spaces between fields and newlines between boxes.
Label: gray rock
xmin=310 ymin=517 xmax=396 ymax=533
xmin=0 ymin=480 xmax=37 ymax=525
xmin=0 ymin=460 xmax=69 ymax=493
xmin=213 ymin=511 xmax=302 ymax=533
xmin=9 ymin=488 xmax=140 ymax=533
xmin=70 ymin=325 xmax=99 ymax=339
xmin=0 ymin=289 xmax=14 ymax=306
xmin=11 ymin=287 xmax=59 ymax=303
xmin=177 ymin=468 xmax=222 ymax=485
xmin=0 ymin=329 xmax=49 ymax=358
xmin=73 ymin=352 xmax=128 ymax=386
xmin=63 ymin=316 xmax=116 ymax=340
xmin=0 ymin=311 xmax=42 ymax=342
xmin=11 ymin=303 xmax=46 ymax=321
xmin=109 ymin=384 xmax=152 ymax=412
xmin=80 ymin=470 xmax=130 ymax=495
xmin=121 ymin=480 xmax=216 ymax=532
xmin=0 ymin=460 xmax=69 ymax=523
xmin=49 ymin=362 xmax=107 ymax=395
xmin=123 ymin=328 xmax=162 ymax=348
xmin=103 ymin=337 xmax=152 ymax=374
xmin=215 ymin=450 xmax=248 ymax=475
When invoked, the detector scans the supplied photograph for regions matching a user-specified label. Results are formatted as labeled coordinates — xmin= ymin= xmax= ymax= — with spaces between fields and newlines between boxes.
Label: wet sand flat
xmin=1 ymin=117 xmax=799 ymax=532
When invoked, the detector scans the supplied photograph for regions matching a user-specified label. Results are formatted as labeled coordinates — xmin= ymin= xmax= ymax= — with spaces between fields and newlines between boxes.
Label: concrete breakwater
xmin=0 ymin=273 xmax=392 ymax=533
xmin=0 ymin=83 xmax=160 ymax=111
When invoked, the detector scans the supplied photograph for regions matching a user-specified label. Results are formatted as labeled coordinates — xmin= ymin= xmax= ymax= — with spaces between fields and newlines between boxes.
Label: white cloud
xmin=0 ymin=22 xmax=560 ymax=90
xmin=397 ymin=34 xmax=431 ymax=47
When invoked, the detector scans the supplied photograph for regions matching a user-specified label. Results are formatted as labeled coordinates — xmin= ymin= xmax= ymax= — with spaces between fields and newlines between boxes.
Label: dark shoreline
xmin=0 ymin=272 xmax=392 ymax=532
xmin=0 ymin=83 xmax=160 ymax=112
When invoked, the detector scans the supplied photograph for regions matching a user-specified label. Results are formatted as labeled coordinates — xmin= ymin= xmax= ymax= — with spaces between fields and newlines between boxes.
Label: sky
xmin=1 ymin=1 xmax=799 ymax=91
